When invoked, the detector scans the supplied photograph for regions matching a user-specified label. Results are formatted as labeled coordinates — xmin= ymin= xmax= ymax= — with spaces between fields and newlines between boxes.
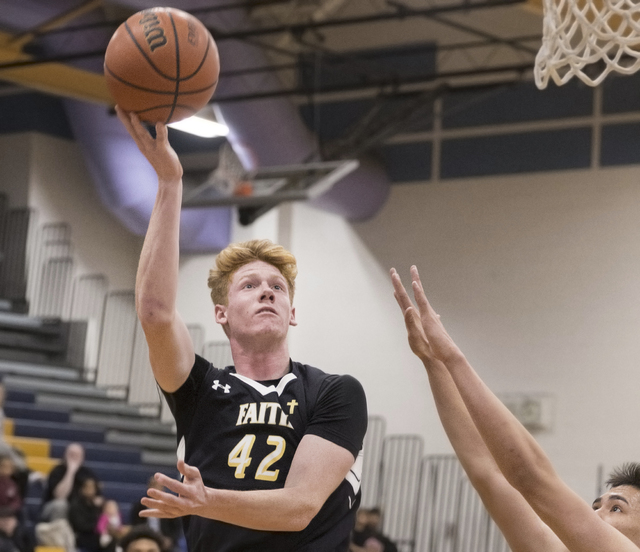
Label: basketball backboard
xmin=181 ymin=159 xmax=359 ymax=226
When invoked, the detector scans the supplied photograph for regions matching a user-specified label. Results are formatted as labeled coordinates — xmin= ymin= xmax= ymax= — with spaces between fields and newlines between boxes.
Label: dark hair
xmin=119 ymin=526 xmax=164 ymax=552
xmin=606 ymin=463 xmax=640 ymax=490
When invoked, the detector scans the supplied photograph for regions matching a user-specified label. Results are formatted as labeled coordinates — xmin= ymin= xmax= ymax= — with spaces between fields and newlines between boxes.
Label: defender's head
xmin=592 ymin=463 xmax=640 ymax=545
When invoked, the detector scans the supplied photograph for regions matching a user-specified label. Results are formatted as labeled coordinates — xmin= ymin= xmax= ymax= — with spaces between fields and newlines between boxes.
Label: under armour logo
xmin=212 ymin=380 xmax=231 ymax=393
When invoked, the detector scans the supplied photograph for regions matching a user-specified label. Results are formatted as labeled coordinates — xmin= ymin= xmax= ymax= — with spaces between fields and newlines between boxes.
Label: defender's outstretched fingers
xmin=390 ymin=268 xmax=414 ymax=313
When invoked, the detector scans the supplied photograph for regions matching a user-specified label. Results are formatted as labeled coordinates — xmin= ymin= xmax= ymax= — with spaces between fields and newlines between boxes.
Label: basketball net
xmin=535 ymin=0 xmax=640 ymax=88
xmin=206 ymin=143 xmax=254 ymax=197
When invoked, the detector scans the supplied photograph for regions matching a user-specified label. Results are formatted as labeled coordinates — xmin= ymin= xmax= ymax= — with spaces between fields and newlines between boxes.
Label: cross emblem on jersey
xmin=212 ymin=380 xmax=231 ymax=393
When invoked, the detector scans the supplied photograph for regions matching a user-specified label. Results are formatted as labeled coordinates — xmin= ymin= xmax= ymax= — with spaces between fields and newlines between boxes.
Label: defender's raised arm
xmin=391 ymin=266 xmax=640 ymax=552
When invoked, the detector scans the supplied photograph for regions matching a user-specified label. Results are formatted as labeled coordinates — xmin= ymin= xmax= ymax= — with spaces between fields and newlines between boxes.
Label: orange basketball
xmin=104 ymin=7 xmax=219 ymax=124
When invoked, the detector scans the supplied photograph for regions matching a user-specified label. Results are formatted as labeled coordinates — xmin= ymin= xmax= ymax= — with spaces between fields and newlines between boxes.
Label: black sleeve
xmin=43 ymin=465 xmax=66 ymax=503
xmin=305 ymin=374 xmax=368 ymax=459
xmin=162 ymin=354 xmax=210 ymax=431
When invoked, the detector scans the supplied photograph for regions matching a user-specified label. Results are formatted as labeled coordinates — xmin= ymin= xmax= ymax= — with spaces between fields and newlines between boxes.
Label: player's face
xmin=215 ymin=260 xmax=296 ymax=342
xmin=592 ymin=485 xmax=640 ymax=545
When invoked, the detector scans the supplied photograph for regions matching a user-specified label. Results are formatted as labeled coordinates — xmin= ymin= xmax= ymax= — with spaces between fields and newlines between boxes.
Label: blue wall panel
xmin=601 ymin=123 xmax=640 ymax=166
xmin=378 ymin=141 xmax=432 ymax=183
xmin=441 ymin=128 xmax=592 ymax=179
xmin=0 ymin=93 xmax=73 ymax=138
xmin=442 ymin=81 xmax=593 ymax=129
xmin=602 ymin=73 xmax=640 ymax=114
xmin=298 ymin=43 xmax=437 ymax=91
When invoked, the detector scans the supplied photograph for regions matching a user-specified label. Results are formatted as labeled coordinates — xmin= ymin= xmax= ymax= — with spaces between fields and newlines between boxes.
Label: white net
xmin=205 ymin=142 xmax=254 ymax=197
xmin=535 ymin=0 xmax=640 ymax=89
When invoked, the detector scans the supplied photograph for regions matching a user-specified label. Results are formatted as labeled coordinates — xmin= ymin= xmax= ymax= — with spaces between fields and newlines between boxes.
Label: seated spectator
xmin=350 ymin=508 xmax=397 ymax=552
xmin=96 ymin=499 xmax=128 ymax=552
xmin=119 ymin=526 xmax=164 ymax=552
xmin=0 ymin=505 xmax=33 ymax=552
xmin=0 ymin=384 xmax=30 ymax=499
xmin=68 ymin=477 xmax=103 ymax=552
xmin=365 ymin=508 xmax=398 ymax=552
xmin=130 ymin=477 xmax=181 ymax=552
xmin=41 ymin=443 xmax=99 ymax=522
xmin=0 ymin=456 xmax=22 ymax=518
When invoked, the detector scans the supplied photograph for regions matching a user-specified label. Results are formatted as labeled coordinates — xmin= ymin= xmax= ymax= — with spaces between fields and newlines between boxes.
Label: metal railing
xmin=379 ymin=435 xmax=425 ymax=552
xmin=361 ymin=415 xmax=386 ymax=509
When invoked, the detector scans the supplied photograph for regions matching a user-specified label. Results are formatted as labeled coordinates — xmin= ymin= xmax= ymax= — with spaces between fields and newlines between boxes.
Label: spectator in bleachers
xmin=364 ymin=508 xmax=398 ymax=552
xmin=96 ymin=499 xmax=127 ymax=552
xmin=41 ymin=443 xmax=99 ymax=522
xmin=350 ymin=508 xmax=397 ymax=552
xmin=0 ymin=505 xmax=32 ymax=552
xmin=119 ymin=526 xmax=164 ymax=552
xmin=0 ymin=456 xmax=22 ymax=518
xmin=68 ymin=477 xmax=103 ymax=552
xmin=0 ymin=384 xmax=29 ymax=491
xmin=129 ymin=477 xmax=181 ymax=552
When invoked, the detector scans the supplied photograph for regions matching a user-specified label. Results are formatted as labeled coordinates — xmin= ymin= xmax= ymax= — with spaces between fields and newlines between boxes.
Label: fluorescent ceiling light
xmin=168 ymin=116 xmax=229 ymax=138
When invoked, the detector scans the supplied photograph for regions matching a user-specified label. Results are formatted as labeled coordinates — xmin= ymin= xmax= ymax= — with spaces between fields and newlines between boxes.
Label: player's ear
xmin=289 ymin=306 xmax=297 ymax=327
xmin=214 ymin=304 xmax=228 ymax=325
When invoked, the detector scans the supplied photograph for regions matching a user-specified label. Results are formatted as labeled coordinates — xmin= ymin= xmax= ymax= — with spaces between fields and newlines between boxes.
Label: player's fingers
xmin=153 ymin=476 xmax=188 ymax=498
xmin=390 ymin=269 xmax=413 ymax=312
xmin=140 ymin=498 xmax=179 ymax=519
xmin=411 ymin=280 xmax=439 ymax=322
xmin=138 ymin=508 xmax=174 ymax=519
xmin=410 ymin=265 xmax=424 ymax=293
xmin=155 ymin=122 xmax=168 ymax=143
xmin=177 ymin=459 xmax=201 ymax=479
xmin=115 ymin=106 xmax=138 ymax=137
xmin=402 ymin=305 xmax=422 ymax=337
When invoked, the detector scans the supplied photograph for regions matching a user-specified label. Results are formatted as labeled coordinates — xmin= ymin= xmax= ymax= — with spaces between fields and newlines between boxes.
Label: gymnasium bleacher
xmin=0 ymin=198 xmax=180 ymax=535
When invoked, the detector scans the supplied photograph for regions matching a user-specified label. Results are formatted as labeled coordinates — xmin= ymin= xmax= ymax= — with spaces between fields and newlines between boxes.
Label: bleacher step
xmin=142 ymin=450 xmax=177 ymax=466
xmin=71 ymin=412 xmax=175 ymax=435
xmin=36 ymin=394 xmax=155 ymax=417
xmin=0 ymin=312 xmax=63 ymax=335
xmin=49 ymin=440 xmax=142 ymax=465
xmin=106 ymin=430 xmax=176 ymax=451
xmin=0 ymin=359 xmax=81 ymax=381
xmin=3 ymin=374 xmax=126 ymax=400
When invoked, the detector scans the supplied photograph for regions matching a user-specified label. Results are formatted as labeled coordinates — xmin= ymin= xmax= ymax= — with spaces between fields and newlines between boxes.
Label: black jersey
xmin=163 ymin=354 xmax=368 ymax=552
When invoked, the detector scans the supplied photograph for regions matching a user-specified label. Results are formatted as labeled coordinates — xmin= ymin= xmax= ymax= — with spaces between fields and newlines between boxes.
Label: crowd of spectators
xmin=0 ymin=440 xmax=180 ymax=552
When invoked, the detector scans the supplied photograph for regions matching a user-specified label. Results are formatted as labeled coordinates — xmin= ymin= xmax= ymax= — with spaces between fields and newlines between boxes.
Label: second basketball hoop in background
xmin=104 ymin=7 xmax=219 ymax=124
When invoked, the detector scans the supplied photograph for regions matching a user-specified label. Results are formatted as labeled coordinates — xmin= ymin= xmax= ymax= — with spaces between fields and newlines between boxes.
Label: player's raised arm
xmin=396 ymin=265 xmax=640 ymax=552
xmin=391 ymin=268 xmax=566 ymax=552
xmin=116 ymin=107 xmax=194 ymax=393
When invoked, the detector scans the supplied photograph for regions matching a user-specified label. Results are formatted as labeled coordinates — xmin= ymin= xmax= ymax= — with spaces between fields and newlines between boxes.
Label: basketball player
xmin=115 ymin=107 xmax=368 ymax=552
xmin=391 ymin=265 xmax=640 ymax=552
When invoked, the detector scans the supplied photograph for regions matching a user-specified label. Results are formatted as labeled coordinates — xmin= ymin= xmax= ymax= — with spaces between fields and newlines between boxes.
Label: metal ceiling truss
xmin=0 ymin=0 xmax=538 ymax=98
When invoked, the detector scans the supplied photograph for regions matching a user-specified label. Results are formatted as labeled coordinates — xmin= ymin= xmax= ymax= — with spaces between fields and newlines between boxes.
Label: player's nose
xmin=259 ymin=283 xmax=275 ymax=301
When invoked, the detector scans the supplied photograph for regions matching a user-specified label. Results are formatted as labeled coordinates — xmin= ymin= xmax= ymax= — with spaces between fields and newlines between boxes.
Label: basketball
xmin=104 ymin=7 xmax=219 ymax=124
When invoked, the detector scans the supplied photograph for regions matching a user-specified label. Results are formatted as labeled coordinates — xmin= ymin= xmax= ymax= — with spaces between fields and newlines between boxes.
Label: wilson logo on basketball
xmin=187 ymin=21 xmax=198 ymax=47
xmin=139 ymin=11 xmax=167 ymax=52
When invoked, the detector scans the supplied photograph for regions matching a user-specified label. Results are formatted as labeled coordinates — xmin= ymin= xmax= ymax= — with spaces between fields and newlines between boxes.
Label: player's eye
xmin=612 ymin=505 xmax=622 ymax=512
xmin=274 ymin=284 xmax=282 ymax=291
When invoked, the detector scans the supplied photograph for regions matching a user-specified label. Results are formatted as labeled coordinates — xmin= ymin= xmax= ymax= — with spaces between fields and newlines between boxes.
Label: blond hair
xmin=208 ymin=239 xmax=297 ymax=305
